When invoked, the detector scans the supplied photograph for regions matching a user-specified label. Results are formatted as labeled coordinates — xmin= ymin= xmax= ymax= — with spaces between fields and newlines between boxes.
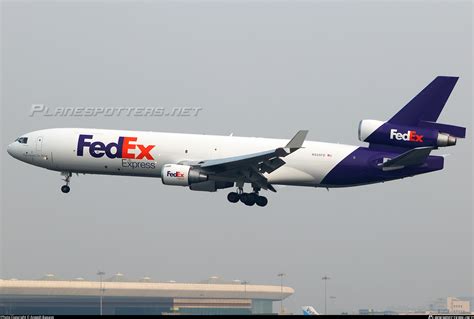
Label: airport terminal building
xmin=0 ymin=275 xmax=294 ymax=315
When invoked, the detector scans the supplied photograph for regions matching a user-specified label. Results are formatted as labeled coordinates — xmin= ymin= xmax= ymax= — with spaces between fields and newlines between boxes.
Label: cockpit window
xmin=15 ymin=137 xmax=28 ymax=144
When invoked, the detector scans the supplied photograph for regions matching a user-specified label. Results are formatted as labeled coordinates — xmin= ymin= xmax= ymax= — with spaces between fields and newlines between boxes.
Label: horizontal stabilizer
xmin=381 ymin=146 xmax=433 ymax=169
xmin=418 ymin=121 xmax=466 ymax=138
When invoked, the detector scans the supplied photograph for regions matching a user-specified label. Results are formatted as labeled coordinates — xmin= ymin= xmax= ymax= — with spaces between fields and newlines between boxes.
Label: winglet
xmin=285 ymin=130 xmax=308 ymax=153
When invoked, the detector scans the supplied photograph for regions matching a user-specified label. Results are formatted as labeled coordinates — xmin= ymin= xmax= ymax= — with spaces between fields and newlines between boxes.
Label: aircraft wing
xmin=183 ymin=130 xmax=308 ymax=191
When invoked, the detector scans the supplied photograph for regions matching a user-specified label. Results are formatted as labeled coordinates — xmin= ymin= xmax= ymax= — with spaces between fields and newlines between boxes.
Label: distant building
xmin=447 ymin=297 xmax=470 ymax=314
xmin=0 ymin=276 xmax=294 ymax=315
xmin=358 ymin=308 xmax=373 ymax=315
xmin=358 ymin=309 xmax=397 ymax=315
xmin=428 ymin=297 xmax=449 ymax=313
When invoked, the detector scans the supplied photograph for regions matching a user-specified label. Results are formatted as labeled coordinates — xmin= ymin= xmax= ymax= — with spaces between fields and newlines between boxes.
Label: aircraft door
xmin=36 ymin=136 xmax=43 ymax=153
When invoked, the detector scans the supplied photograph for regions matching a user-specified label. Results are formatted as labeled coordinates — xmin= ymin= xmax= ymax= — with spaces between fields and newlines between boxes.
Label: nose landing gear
xmin=61 ymin=185 xmax=70 ymax=193
xmin=61 ymin=172 xmax=72 ymax=193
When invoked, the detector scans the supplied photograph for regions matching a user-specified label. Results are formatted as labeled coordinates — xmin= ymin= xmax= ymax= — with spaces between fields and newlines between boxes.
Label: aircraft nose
xmin=7 ymin=143 xmax=14 ymax=156
xmin=7 ymin=142 xmax=20 ymax=159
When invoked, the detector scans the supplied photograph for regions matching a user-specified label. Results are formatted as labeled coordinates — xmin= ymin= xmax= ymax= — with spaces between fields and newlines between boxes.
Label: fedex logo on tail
xmin=390 ymin=129 xmax=424 ymax=143
xmin=77 ymin=134 xmax=155 ymax=160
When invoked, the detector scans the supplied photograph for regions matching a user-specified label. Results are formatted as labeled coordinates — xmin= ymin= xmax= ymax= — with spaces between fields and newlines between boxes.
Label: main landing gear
xmin=61 ymin=172 xmax=72 ymax=193
xmin=227 ymin=186 xmax=268 ymax=207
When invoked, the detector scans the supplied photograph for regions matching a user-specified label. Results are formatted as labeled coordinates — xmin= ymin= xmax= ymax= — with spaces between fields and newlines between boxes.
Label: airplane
xmin=302 ymin=306 xmax=320 ymax=315
xmin=7 ymin=76 xmax=466 ymax=207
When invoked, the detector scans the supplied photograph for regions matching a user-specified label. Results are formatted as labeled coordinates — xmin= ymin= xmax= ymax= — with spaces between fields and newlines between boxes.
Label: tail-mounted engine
xmin=358 ymin=119 xmax=460 ymax=148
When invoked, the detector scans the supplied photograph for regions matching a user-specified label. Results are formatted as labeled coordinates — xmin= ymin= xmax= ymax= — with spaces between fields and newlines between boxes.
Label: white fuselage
xmin=7 ymin=128 xmax=358 ymax=187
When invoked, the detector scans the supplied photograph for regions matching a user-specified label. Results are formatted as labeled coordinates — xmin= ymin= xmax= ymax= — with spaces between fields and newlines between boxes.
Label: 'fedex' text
xmin=77 ymin=134 xmax=155 ymax=160
xmin=389 ymin=129 xmax=424 ymax=142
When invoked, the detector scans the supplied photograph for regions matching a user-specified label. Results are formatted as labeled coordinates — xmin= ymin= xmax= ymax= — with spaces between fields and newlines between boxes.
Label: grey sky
xmin=1 ymin=0 xmax=472 ymax=314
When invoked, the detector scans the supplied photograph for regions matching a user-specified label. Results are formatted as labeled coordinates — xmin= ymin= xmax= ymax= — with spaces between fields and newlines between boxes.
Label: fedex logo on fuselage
xmin=77 ymin=134 xmax=155 ymax=160
xmin=390 ymin=129 xmax=424 ymax=142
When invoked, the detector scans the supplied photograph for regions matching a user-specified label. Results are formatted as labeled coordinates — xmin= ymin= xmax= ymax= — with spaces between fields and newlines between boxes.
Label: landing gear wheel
xmin=255 ymin=196 xmax=268 ymax=207
xmin=60 ymin=172 xmax=72 ymax=193
xmin=61 ymin=185 xmax=70 ymax=193
xmin=239 ymin=193 xmax=249 ymax=204
xmin=227 ymin=192 xmax=240 ymax=203
xmin=243 ymin=193 xmax=257 ymax=206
